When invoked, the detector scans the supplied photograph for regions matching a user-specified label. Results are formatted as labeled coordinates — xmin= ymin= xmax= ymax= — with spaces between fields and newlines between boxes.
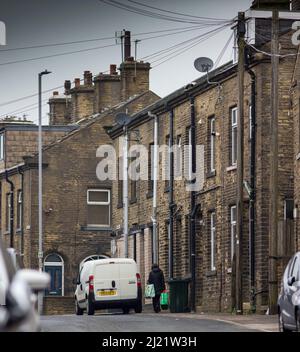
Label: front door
xmin=45 ymin=266 xmax=62 ymax=296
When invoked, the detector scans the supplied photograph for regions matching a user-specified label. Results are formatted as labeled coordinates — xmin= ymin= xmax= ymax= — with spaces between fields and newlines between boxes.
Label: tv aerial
xmin=115 ymin=112 xmax=130 ymax=127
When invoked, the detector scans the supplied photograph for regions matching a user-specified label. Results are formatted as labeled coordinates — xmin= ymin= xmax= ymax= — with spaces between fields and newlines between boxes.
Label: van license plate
xmin=97 ymin=290 xmax=117 ymax=296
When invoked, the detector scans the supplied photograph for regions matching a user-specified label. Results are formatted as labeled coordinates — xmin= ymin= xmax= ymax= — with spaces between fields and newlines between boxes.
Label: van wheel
xmin=75 ymin=299 xmax=84 ymax=315
xmin=122 ymin=307 xmax=130 ymax=314
xmin=86 ymin=298 xmax=95 ymax=316
xmin=279 ymin=310 xmax=289 ymax=332
xmin=134 ymin=300 xmax=143 ymax=314
xmin=295 ymin=310 xmax=300 ymax=332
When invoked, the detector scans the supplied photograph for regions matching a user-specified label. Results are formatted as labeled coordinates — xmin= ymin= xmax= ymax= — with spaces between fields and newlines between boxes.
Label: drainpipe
xmin=246 ymin=65 xmax=256 ymax=308
xmin=148 ymin=111 xmax=159 ymax=264
xmin=189 ymin=95 xmax=197 ymax=313
xmin=5 ymin=170 xmax=14 ymax=249
xmin=18 ymin=167 xmax=24 ymax=257
xmin=169 ymin=108 xmax=174 ymax=280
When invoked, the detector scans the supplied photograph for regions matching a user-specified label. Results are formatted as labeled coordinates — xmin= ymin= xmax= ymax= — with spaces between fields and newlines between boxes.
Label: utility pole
xmin=38 ymin=69 xmax=51 ymax=314
xmin=236 ymin=12 xmax=246 ymax=315
xmin=269 ymin=9 xmax=279 ymax=315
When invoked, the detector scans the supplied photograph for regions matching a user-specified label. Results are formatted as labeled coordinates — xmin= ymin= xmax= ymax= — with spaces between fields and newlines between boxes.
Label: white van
xmin=74 ymin=258 xmax=143 ymax=315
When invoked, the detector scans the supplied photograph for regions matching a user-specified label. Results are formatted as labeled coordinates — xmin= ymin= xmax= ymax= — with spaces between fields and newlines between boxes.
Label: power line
xmin=151 ymin=25 xmax=229 ymax=68
xmin=99 ymin=0 xmax=234 ymax=25
xmin=128 ymin=0 xmax=230 ymax=22
xmin=214 ymin=32 xmax=234 ymax=68
xmin=0 ymin=25 xmax=203 ymax=53
xmin=0 ymin=43 xmax=119 ymax=67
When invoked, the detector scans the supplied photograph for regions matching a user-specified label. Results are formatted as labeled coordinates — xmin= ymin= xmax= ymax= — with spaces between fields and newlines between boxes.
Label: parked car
xmin=278 ymin=252 xmax=300 ymax=332
xmin=74 ymin=258 xmax=143 ymax=315
xmin=0 ymin=240 xmax=50 ymax=332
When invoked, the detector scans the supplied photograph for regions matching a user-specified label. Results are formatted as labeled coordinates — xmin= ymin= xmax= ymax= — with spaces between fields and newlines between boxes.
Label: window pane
xmin=46 ymin=254 xmax=62 ymax=263
xmin=87 ymin=204 xmax=110 ymax=226
xmin=88 ymin=190 xmax=108 ymax=203
xmin=232 ymin=126 xmax=237 ymax=164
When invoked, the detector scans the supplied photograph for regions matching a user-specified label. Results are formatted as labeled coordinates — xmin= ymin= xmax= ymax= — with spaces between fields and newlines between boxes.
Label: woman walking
xmin=148 ymin=264 xmax=166 ymax=313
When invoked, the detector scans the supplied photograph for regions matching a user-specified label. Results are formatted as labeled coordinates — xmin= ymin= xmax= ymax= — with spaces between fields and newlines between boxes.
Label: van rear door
xmin=94 ymin=261 xmax=120 ymax=301
xmin=119 ymin=261 xmax=138 ymax=300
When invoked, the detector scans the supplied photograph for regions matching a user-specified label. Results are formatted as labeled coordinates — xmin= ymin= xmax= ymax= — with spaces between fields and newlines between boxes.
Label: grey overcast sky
xmin=0 ymin=0 xmax=250 ymax=123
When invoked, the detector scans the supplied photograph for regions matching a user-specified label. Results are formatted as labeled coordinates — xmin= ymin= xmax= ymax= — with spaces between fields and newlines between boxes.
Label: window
xmin=284 ymin=199 xmax=294 ymax=220
xmin=118 ymin=157 xmax=123 ymax=206
xmin=0 ymin=134 xmax=4 ymax=161
xmin=87 ymin=189 xmax=110 ymax=227
xmin=130 ymin=151 xmax=139 ymax=202
xmin=17 ymin=190 xmax=22 ymax=230
xmin=210 ymin=212 xmax=216 ymax=271
xmin=230 ymin=107 xmax=238 ymax=166
xmin=230 ymin=205 xmax=237 ymax=261
xmin=165 ymin=136 xmax=171 ymax=189
xmin=174 ymin=135 xmax=182 ymax=179
xmin=148 ymin=143 xmax=154 ymax=194
xmin=209 ymin=117 xmax=216 ymax=173
xmin=5 ymin=193 xmax=11 ymax=232
xmin=188 ymin=127 xmax=192 ymax=181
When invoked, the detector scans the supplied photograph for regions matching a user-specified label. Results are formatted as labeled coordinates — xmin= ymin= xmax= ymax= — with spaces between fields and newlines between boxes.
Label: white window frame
xmin=17 ymin=190 xmax=22 ymax=230
xmin=6 ymin=192 xmax=11 ymax=232
xmin=87 ymin=189 xmax=111 ymax=227
xmin=210 ymin=212 xmax=216 ymax=271
xmin=188 ymin=127 xmax=192 ymax=181
xmin=210 ymin=117 xmax=216 ymax=172
xmin=0 ymin=134 xmax=4 ymax=161
xmin=44 ymin=254 xmax=64 ymax=296
xmin=230 ymin=205 xmax=237 ymax=261
xmin=231 ymin=107 xmax=238 ymax=166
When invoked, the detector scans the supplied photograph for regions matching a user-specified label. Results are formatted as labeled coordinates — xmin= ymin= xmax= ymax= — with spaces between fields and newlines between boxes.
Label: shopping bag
xmin=145 ymin=284 xmax=155 ymax=298
xmin=160 ymin=290 xmax=169 ymax=310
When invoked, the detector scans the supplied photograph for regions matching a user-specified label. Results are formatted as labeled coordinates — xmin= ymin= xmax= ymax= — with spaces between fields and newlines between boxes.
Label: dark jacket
xmin=148 ymin=267 xmax=166 ymax=295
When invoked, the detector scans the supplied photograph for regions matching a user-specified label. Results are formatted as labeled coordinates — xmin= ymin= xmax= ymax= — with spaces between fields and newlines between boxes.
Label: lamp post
xmin=38 ymin=69 xmax=51 ymax=313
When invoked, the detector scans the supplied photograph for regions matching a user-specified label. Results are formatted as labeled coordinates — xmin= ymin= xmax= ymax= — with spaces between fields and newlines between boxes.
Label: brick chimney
xmin=251 ymin=0 xmax=290 ymax=10
xmin=94 ymin=65 xmax=121 ymax=112
xmin=48 ymin=90 xmax=71 ymax=125
xmin=119 ymin=58 xmax=151 ymax=101
xmin=70 ymin=72 xmax=95 ymax=122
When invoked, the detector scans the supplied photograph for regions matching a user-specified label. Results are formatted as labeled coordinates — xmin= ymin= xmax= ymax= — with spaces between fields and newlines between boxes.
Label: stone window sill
xmin=80 ymin=226 xmax=112 ymax=232
xmin=207 ymin=170 xmax=216 ymax=179
xmin=226 ymin=165 xmax=237 ymax=172
xmin=206 ymin=270 xmax=217 ymax=277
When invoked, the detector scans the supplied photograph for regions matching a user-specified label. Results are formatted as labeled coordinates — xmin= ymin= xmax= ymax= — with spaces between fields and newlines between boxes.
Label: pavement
xmin=40 ymin=310 xmax=279 ymax=332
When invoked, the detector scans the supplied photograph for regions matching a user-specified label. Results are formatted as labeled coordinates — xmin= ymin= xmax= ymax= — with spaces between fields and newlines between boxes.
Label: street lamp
xmin=38 ymin=70 xmax=51 ymax=313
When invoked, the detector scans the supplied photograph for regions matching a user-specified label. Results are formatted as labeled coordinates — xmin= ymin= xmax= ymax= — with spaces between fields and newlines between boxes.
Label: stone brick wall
xmin=43 ymin=296 xmax=74 ymax=315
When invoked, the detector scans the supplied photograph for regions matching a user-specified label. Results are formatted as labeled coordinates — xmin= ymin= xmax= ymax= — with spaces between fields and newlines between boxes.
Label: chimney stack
xmin=84 ymin=70 xmax=93 ymax=86
xmin=124 ymin=30 xmax=131 ymax=61
xmin=64 ymin=80 xmax=71 ymax=95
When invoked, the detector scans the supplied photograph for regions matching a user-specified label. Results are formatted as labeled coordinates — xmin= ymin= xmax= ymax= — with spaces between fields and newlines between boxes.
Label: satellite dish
xmin=194 ymin=57 xmax=214 ymax=73
xmin=115 ymin=113 xmax=130 ymax=126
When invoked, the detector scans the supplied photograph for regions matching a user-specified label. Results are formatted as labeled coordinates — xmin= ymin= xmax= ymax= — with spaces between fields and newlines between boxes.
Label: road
xmin=40 ymin=312 xmax=261 ymax=332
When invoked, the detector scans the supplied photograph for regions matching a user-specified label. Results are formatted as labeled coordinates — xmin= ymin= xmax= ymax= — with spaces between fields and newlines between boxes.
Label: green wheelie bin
xmin=168 ymin=278 xmax=190 ymax=313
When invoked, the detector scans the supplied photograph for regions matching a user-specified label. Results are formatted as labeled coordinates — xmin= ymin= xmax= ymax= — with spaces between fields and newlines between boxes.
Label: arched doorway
xmin=79 ymin=254 xmax=109 ymax=269
xmin=44 ymin=253 xmax=64 ymax=296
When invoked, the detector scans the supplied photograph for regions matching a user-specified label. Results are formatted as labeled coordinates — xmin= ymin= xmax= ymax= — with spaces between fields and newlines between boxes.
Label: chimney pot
xmin=110 ymin=64 xmax=117 ymax=75
xmin=84 ymin=71 xmax=93 ymax=86
xmin=64 ymin=80 xmax=71 ymax=95
xmin=53 ymin=91 xmax=59 ymax=96
xmin=124 ymin=30 xmax=131 ymax=61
